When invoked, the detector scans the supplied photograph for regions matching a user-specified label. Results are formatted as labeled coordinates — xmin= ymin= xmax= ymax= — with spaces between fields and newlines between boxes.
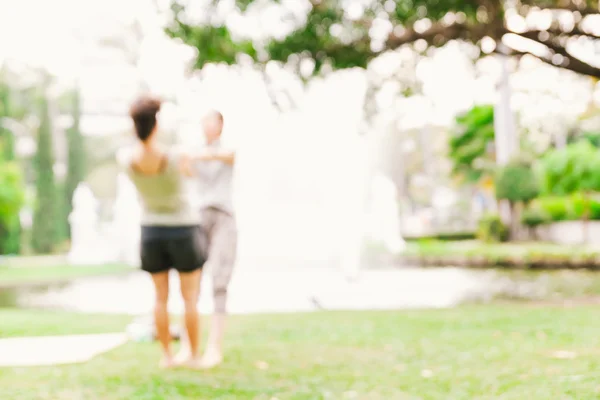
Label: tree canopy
xmin=448 ymin=104 xmax=495 ymax=183
xmin=495 ymin=157 xmax=540 ymax=203
xmin=167 ymin=0 xmax=600 ymax=78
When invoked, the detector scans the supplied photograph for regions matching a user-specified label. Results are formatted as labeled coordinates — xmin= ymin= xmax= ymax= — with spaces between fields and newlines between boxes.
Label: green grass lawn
xmin=0 ymin=264 xmax=132 ymax=287
xmin=2 ymin=306 xmax=600 ymax=399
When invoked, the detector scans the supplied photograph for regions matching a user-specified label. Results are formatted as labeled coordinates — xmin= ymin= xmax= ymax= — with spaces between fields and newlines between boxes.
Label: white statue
xmin=367 ymin=173 xmax=406 ymax=254
xmin=68 ymin=183 xmax=104 ymax=265
xmin=338 ymin=135 xmax=370 ymax=281
xmin=112 ymin=173 xmax=141 ymax=266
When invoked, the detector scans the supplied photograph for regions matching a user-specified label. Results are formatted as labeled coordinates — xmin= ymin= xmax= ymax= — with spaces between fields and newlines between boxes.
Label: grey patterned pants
xmin=200 ymin=207 xmax=237 ymax=314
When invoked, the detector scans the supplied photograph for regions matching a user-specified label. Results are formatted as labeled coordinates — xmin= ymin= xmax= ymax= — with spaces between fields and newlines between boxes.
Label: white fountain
xmin=112 ymin=173 xmax=142 ymax=267
xmin=68 ymin=183 xmax=105 ymax=265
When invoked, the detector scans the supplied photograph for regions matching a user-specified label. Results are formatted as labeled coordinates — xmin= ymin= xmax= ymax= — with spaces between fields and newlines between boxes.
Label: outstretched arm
xmin=194 ymin=149 xmax=236 ymax=165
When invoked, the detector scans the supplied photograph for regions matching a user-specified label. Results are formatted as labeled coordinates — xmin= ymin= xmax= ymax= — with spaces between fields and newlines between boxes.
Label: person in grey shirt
xmin=176 ymin=109 xmax=237 ymax=369
xmin=118 ymin=96 xmax=207 ymax=369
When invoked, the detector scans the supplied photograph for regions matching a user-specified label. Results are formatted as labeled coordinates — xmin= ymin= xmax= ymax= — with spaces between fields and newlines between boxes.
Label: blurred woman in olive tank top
xmin=117 ymin=96 xmax=207 ymax=369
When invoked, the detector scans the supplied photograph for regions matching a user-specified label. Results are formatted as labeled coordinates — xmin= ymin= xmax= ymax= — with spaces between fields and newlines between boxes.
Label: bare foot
xmin=174 ymin=349 xmax=191 ymax=366
xmin=198 ymin=349 xmax=223 ymax=370
xmin=183 ymin=357 xmax=204 ymax=370
xmin=159 ymin=355 xmax=175 ymax=369
xmin=180 ymin=351 xmax=223 ymax=370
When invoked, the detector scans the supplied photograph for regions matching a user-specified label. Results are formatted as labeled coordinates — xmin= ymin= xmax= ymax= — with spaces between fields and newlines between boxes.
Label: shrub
xmin=404 ymin=232 xmax=476 ymax=241
xmin=568 ymin=192 xmax=600 ymax=220
xmin=523 ymin=193 xmax=600 ymax=225
xmin=521 ymin=207 xmax=551 ymax=227
xmin=535 ymin=196 xmax=569 ymax=221
xmin=0 ymin=161 xmax=25 ymax=254
xmin=541 ymin=141 xmax=600 ymax=196
xmin=477 ymin=214 xmax=509 ymax=243
xmin=495 ymin=157 xmax=540 ymax=203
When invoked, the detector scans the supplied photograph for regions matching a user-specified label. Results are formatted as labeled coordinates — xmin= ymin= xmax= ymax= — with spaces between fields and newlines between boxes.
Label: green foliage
xmin=522 ymin=196 xmax=564 ymax=227
xmin=166 ymin=0 xmax=487 ymax=73
xmin=165 ymin=1 xmax=600 ymax=79
xmin=572 ymin=132 xmax=600 ymax=148
xmin=63 ymin=90 xmax=86 ymax=239
xmin=570 ymin=192 xmax=600 ymax=220
xmin=31 ymin=96 xmax=59 ymax=254
xmin=0 ymin=83 xmax=15 ymax=161
xmin=522 ymin=193 xmax=600 ymax=226
xmin=477 ymin=214 xmax=508 ymax=243
xmin=0 ymin=79 xmax=22 ymax=254
xmin=166 ymin=2 xmax=257 ymax=68
xmin=404 ymin=232 xmax=476 ymax=241
xmin=535 ymin=196 xmax=570 ymax=221
xmin=541 ymin=141 xmax=600 ymax=196
xmin=448 ymin=105 xmax=495 ymax=183
xmin=168 ymin=0 xmax=459 ymax=72
xmin=167 ymin=24 xmax=257 ymax=69
xmin=495 ymin=157 xmax=539 ymax=203
xmin=266 ymin=6 xmax=372 ymax=73
xmin=0 ymin=160 xmax=25 ymax=254
xmin=55 ymin=181 xmax=69 ymax=245
xmin=520 ymin=207 xmax=550 ymax=227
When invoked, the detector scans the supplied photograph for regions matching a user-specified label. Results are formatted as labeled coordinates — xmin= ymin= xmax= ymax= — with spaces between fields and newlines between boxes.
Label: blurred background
xmin=3 ymin=0 xmax=600 ymax=398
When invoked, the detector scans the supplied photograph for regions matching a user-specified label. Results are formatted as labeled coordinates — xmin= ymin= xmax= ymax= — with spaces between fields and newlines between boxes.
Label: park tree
xmin=495 ymin=156 xmax=540 ymax=238
xmin=166 ymin=0 xmax=600 ymax=79
xmin=63 ymin=90 xmax=86 ymax=239
xmin=448 ymin=104 xmax=495 ymax=184
xmin=31 ymin=95 xmax=59 ymax=254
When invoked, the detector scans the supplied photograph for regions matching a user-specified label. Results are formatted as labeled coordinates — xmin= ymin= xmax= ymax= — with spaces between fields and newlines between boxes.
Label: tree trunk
xmin=0 ymin=223 xmax=7 ymax=255
xmin=509 ymin=201 xmax=523 ymax=241
xmin=583 ymin=192 xmax=590 ymax=245
xmin=498 ymin=199 xmax=512 ymax=230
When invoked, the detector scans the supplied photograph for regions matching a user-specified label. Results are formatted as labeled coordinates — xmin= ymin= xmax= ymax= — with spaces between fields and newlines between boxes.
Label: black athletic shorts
xmin=140 ymin=226 xmax=208 ymax=274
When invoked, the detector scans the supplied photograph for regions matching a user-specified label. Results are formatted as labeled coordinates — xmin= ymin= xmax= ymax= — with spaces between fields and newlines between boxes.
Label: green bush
xmin=521 ymin=207 xmax=551 ymax=227
xmin=541 ymin=141 xmax=600 ymax=196
xmin=523 ymin=193 xmax=600 ymax=226
xmin=495 ymin=157 xmax=539 ymax=203
xmin=535 ymin=196 xmax=569 ymax=221
xmin=568 ymin=192 xmax=600 ymax=220
xmin=0 ymin=161 xmax=25 ymax=254
xmin=577 ymin=132 xmax=600 ymax=148
xmin=477 ymin=214 xmax=508 ymax=243
xmin=404 ymin=232 xmax=476 ymax=241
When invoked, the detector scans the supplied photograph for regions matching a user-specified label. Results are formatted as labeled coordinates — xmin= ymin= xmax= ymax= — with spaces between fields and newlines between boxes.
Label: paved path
xmin=0 ymin=333 xmax=127 ymax=367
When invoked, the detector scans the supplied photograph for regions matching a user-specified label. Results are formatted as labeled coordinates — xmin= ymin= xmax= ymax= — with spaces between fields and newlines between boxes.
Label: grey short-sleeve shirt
xmin=194 ymin=139 xmax=235 ymax=216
